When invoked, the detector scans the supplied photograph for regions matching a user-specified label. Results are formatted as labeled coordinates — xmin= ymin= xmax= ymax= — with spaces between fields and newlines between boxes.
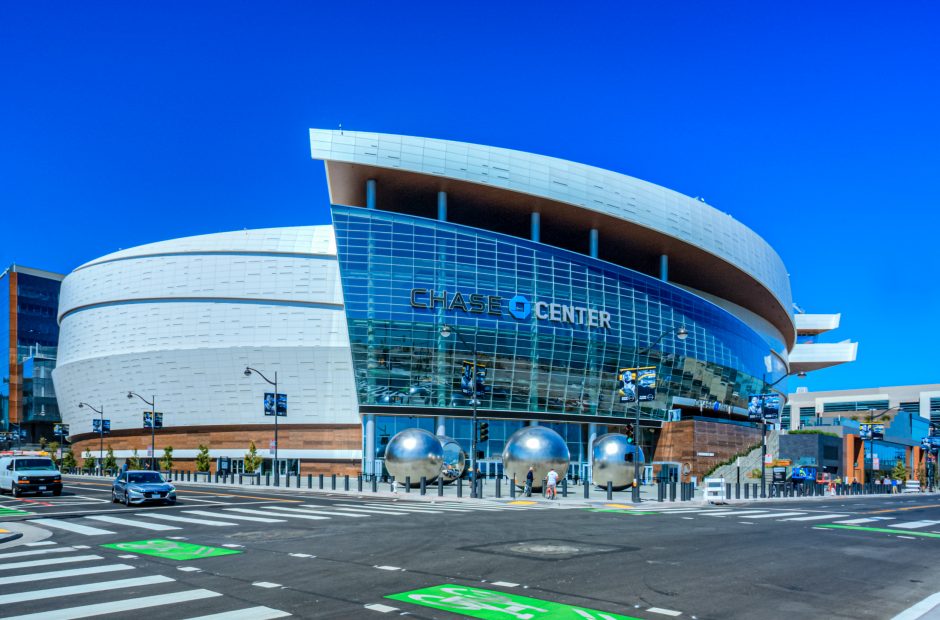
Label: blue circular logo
xmin=508 ymin=295 xmax=531 ymax=320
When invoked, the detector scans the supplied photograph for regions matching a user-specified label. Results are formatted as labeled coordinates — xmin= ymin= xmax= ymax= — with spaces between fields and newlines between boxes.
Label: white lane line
xmin=252 ymin=581 xmax=282 ymax=588
xmin=681 ymin=517 xmax=695 ymax=520
xmin=137 ymin=513 xmax=238 ymax=527
xmin=289 ymin=553 xmax=315 ymax=558
xmin=178 ymin=566 xmax=202 ymax=572
xmin=898 ymin=536 xmax=917 ymax=540
xmin=282 ymin=506 xmax=368 ymax=518
xmin=0 ymin=575 xmax=174 ymax=605
xmin=0 ymin=555 xmax=103 ymax=572
xmin=892 ymin=520 xmax=940 ymax=529
xmin=177 ymin=497 xmax=225 ymax=504
xmin=222 ymin=544 xmax=244 ymax=548
xmin=357 ymin=503 xmax=463 ymax=513
xmin=29 ymin=519 xmax=115 ymax=536
xmin=702 ymin=510 xmax=776 ymax=517
xmin=491 ymin=581 xmax=519 ymax=587
xmin=184 ymin=510 xmax=286 ymax=523
xmin=118 ymin=555 xmax=138 ymax=559
xmin=23 ymin=541 xmax=56 ymax=547
xmin=87 ymin=515 xmax=181 ymax=531
xmin=746 ymin=512 xmax=807 ymax=519
xmin=647 ymin=607 xmax=682 ymax=616
xmin=0 ymin=546 xmax=76 ymax=560
xmin=182 ymin=606 xmax=291 ymax=620
xmin=374 ymin=565 xmax=403 ymax=571
xmin=224 ymin=508 xmax=329 ymax=522
xmin=891 ymin=590 xmax=940 ymax=620
xmin=834 ymin=517 xmax=895 ymax=524
xmin=0 ymin=563 xmax=134 ymax=586
xmin=249 ymin=507 xmax=330 ymax=519
xmin=780 ymin=514 xmax=848 ymax=522
xmin=365 ymin=603 xmax=399 ymax=613
xmin=325 ymin=506 xmax=409 ymax=516
xmin=1 ymin=588 xmax=222 ymax=620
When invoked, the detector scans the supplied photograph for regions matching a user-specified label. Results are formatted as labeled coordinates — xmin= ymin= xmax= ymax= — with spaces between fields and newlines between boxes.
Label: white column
xmin=435 ymin=416 xmax=447 ymax=437
xmin=364 ymin=414 xmax=375 ymax=476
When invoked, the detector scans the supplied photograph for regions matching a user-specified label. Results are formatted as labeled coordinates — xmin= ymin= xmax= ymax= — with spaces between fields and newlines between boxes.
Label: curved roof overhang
xmin=311 ymin=130 xmax=796 ymax=349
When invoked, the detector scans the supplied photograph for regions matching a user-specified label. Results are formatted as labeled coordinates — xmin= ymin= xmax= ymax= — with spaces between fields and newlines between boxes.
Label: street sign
xmin=764 ymin=453 xmax=773 ymax=464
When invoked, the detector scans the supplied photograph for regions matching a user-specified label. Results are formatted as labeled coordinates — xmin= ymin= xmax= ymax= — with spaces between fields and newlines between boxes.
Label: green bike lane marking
xmin=101 ymin=539 xmax=243 ymax=560
xmin=387 ymin=584 xmax=639 ymax=619
xmin=0 ymin=507 xmax=33 ymax=517
xmin=818 ymin=525 xmax=940 ymax=539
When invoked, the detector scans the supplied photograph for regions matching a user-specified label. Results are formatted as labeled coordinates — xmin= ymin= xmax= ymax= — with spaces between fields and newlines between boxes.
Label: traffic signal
xmin=625 ymin=424 xmax=635 ymax=443
xmin=478 ymin=422 xmax=489 ymax=442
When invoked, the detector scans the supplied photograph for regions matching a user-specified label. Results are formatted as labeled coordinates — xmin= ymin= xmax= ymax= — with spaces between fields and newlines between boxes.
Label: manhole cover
xmin=462 ymin=538 xmax=634 ymax=561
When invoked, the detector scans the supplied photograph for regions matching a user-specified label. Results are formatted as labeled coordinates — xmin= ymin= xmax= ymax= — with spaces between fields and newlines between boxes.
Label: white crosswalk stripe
xmin=136 ymin=513 xmax=238 ymax=527
xmin=890 ymin=520 xmax=940 ymax=529
xmin=0 ymin=555 xmax=104 ymax=572
xmin=0 ymin=575 xmax=174 ymax=605
xmin=223 ymin=507 xmax=330 ymax=521
xmin=86 ymin=515 xmax=182 ymax=531
xmin=744 ymin=512 xmax=807 ymax=519
xmin=337 ymin=503 xmax=445 ymax=514
xmin=701 ymin=510 xmax=776 ymax=517
xmin=182 ymin=607 xmax=292 ymax=620
xmin=780 ymin=514 xmax=848 ymax=522
xmin=1 ymin=588 xmax=223 ymax=620
xmin=29 ymin=519 xmax=115 ymax=536
xmin=325 ymin=506 xmax=411 ymax=515
xmin=0 ymin=546 xmax=78 ymax=560
xmin=183 ymin=510 xmax=287 ymax=523
xmin=280 ymin=506 xmax=369 ymax=518
xmin=834 ymin=517 xmax=895 ymax=525
xmin=0 ymin=564 xmax=135 ymax=587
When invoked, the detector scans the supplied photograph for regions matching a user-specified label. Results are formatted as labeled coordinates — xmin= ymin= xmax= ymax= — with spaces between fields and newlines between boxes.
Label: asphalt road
xmin=1 ymin=476 xmax=939 ymax=619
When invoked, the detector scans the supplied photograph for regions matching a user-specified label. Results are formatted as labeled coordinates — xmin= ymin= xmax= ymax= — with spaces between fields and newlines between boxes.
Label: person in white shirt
xmin=546 ymin=468 xmax=559 ymax=500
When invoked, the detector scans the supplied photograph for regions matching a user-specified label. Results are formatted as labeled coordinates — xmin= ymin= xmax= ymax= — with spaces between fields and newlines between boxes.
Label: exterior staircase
xmin=708 ymin=430 xmax=780 ymax=487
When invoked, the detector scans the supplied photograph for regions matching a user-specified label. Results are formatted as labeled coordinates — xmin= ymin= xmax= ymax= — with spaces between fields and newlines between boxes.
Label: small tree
xmin=127 ymin=449 xmax=141 ymax=470
xmin=103 ymin=446 xmax=117 ymax=472
xmin=244 ymin=441 xmax=263 ymax=474
xmin=39 ymin=436 xmax=48 ymax=451
xmin=82 ymin=450 xmax=96 ymax=472
xmin=195 ymin=445 xmax=211 ymax=472
xmin=892 ymin=460 xmax=908 ymax=481
xmin=747 ymin=468 xmax=763 ymax=479
xmin=160 ymin=446 xmax=174 ymax=472
xmin=61 ymin=448 xmax=77 ymax=472
xmin=47 ymin=441 xmax=60 ymax=465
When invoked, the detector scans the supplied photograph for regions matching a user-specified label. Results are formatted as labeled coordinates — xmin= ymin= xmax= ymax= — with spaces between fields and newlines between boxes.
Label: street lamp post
xmin=127 ymin=392 xmax=156 ymax=470
xmin=630 ymin=325 xmax=688 ymax=503
xmin=439 ymin=324 xmax=480 ymax=499
xmin=78 ymin=402 xmax=104 ymax=473
xmin=244 ymin=367 xmax=280 ymax=485
xmin=758 ymin=370 xmax=806 ymax=498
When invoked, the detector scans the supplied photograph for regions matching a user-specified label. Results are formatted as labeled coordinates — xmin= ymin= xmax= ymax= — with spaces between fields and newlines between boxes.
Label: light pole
xmin=758 ymin=370 xmax=806 ymax=498
xmin=244 ymin=367 xmax=280 ymax=485
xmin=127 ymin=392 xmax=156 ymax=470
xmin=439 ymin=324 xmax=481 ymax=499
xmin=630 ymin=325 xmax=688 ymax=502
xmin=78 ymin=402 xmax=104 ymax=473
xmin=863 ymin=406 xmax=898 ymax=492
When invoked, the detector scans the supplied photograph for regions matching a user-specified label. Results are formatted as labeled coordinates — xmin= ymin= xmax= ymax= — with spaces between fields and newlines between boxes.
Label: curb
xmin=0 ymin=530 xmax=23 ymax=546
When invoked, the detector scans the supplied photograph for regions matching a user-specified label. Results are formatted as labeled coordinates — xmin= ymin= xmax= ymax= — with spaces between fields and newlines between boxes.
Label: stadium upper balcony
xmin=310 ymin=129 xmax=795 ymax=347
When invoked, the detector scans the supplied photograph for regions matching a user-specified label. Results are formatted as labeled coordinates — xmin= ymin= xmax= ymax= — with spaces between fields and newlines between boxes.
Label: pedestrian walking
xmin=546 ymin=468 xmax=559 ymax=500
xmin=524 ymin=467 xmax=534 ymax=497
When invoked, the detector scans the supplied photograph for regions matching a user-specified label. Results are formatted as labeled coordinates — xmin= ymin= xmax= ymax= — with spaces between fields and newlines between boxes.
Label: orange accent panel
xmin=7 ymin=272 xmax=19 ymax=425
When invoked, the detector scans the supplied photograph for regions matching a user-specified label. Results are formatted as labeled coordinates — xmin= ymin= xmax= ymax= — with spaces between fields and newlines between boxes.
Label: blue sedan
xmin=112 ymin=470 xmax=177 ymax=506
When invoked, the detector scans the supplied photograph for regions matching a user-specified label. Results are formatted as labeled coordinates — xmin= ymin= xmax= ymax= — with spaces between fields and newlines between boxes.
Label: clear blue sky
xmin=2 ymin=3 xmax=938 ymax=393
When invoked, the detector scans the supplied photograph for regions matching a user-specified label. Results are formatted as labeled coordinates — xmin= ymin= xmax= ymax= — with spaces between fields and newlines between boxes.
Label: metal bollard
xmin=438 ymin=477 xmax=444 ymax=497
xmin=371 ymin=476 xmax=378 ymax=493
xmin=745 ymin=483 xmax=750 ymax=499
xmin=296 ymin=473 xmax=301 ymax=488
xmin=584 ymin=480 xmax=590 ymax=498
xmin=420 ymin=476 xmax=426 ymax=495
xmin=390 ymin=477 xmax=395 ymax=492
xmin=607 ymin=481 xmax=613 ymax=501
xmin=331 ymin=474 xmax=336 ymax=491
xmin=657 ymin=482 xmax=664 ymax=502
xmin=735 ymin=483 xmax=740 ymax=500
xmin=510 ymin=478 xmax=516 ymax=499
xmin=496 ymin=477 xmax=502 ymax=498
xmin=477 ymin=477 xmax=483 ymax=499
xmin=561 ymin=478 xmax=567 ymax=498
xmin=457 ymin=478 xmax=463 ymax=497
xmin=405 ymin=476 xmax=411 ymax=493
xmin=239 ymin=473 xmax=243 ymax=485
xmin=726 ymin=483 xmax=731 ymax=499
xmin=308 ymin=474 xmax=312 ymax=489
xmin=344 ymin=475 xmax=349 ymax=491
xmin=670 ymin=481 xmax=677 ymax=502
xmin=285 ymin=472 xmax=290 ymax=487
xmin=319 ymin=474 xmax=324 ymax=490
xmin=357 ymin=475 xmax=362 ymax=492
xmin=265 ymin=473 xmax=271 ymax=486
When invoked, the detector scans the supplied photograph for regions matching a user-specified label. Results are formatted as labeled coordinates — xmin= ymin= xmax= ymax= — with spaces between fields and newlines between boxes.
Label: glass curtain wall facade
xmin=333 ymin=206 xmax=782 ymax=426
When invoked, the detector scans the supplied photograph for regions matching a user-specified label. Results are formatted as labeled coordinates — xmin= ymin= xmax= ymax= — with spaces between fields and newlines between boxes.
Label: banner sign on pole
xmin=92 ymin=419 xmax=112 ymax=435
xmin=143 ymin=412 xmax=164 ymax=429
xmin=264 ymin=393 xmax=288 ymax=417
xmin=747 ymin=394 xmax=781 ymax=421
xmin=618 ymin=366 xmax=656 ymax=403
xmin=460 ymin=361 xmax=487 ymax=397
xmin=860 ymin=424 xmax=885 ymax=441
xmin=54 ymin=423 xmax=70 ymax=437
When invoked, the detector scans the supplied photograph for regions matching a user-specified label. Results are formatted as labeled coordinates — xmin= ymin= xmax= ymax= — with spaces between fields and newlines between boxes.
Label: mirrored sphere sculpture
xmin=502 ymin=426 xmax=570 ymax=490
xmin=592 ymin=433 xmax=644 ymax=490
xmin=384 ymin=428 xmax=444 ymax=486
xmin=437 ymin=436 xmax=466 ymax=484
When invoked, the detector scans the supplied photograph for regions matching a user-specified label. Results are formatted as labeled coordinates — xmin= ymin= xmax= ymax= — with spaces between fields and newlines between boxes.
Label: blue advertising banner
xmin=460 ymin=361 xmax=487 ymax=397
xmin=264 ymin=393 xmax=287 ymax=417
xmin=859 ymin=424 xmax=885 ymax=440
xmin=618 ymin=367 xmax=656 ymax=403
xmin=747 ymin=394 xmax=781 ymax=421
